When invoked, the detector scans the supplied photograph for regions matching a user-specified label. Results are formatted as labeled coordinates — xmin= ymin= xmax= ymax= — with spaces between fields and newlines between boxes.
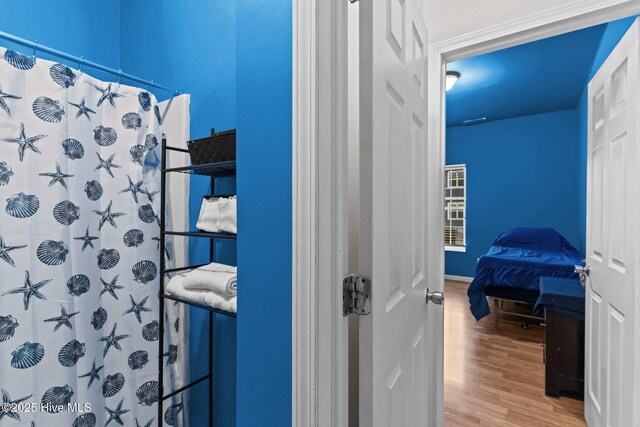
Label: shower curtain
xmin=0 ymin=46 xmax=186 ymax=426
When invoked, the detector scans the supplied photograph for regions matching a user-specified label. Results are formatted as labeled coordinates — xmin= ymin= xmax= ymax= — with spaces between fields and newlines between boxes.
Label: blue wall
xmin=120 ymin=1 xmax=238 ymax=426
xmin=577 ymin=15 xmax=637 ymax=253
xmin=0 ymin=1 xmax=120 ymax=75
xmin=445 ymin=110 xmax=582 ymax=277
xmin=236 ymin=0 xmax=292 ymax=425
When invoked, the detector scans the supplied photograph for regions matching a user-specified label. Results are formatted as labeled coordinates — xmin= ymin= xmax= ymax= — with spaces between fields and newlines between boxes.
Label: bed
xmin=467 ymin=227 xmax=583 ymax=325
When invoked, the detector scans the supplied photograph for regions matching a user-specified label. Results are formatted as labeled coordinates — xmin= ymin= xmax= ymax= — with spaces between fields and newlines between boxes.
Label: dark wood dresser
xmin=537 ymin=276 xmax=585 ymax=399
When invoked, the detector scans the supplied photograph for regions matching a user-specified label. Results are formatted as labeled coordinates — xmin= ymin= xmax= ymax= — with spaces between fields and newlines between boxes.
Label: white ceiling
xmin=424 ymin=0 xmax=585 ymax=42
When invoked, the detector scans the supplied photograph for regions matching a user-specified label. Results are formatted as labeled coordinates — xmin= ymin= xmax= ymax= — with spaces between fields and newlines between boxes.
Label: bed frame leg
xmin=494 ymin=298 xmax=499 ymax=329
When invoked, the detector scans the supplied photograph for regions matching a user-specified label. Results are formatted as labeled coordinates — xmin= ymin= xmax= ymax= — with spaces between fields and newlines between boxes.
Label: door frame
xmin=292 ymin=0 xmax=349 ymax=426
xmin=293 ymin=0 xmax=640 ymax=426
xmin=429 ymin=0 xmax=640 ymax=425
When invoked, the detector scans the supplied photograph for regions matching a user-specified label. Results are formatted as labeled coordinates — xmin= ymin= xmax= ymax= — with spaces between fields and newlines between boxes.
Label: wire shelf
xmin=162 ymin=293 xmax=237 ymax=318
xmin=163 ymin=160 xmax=236 ymax=177
xmin=159 ymin=138 xmax=237 ymax=427
xmin=161 ymin=230 xmax=237 ymax=240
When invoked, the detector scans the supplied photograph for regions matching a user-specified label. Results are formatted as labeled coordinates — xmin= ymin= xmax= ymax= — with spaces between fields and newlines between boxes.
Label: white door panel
xmin=359 ymin=0 xmax=431 ymax=424
xmin=586 ymin=18 xmax=639 ymax=427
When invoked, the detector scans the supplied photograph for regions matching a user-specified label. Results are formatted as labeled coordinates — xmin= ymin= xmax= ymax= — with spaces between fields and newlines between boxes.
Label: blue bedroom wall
xmin=445 ymin=110 xmax=581 ymax=278
xmin=119 ymin=1 xmax=237 ymax=426
xmin=577 ymin=15 xmax=637 ymax=253
xmin=236 ymin=0 xmax=292 ymax=425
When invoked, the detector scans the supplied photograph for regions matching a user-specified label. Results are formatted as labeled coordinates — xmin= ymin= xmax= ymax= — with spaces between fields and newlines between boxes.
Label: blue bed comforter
xmin=467 ymin=227 xmax=583 ymax=320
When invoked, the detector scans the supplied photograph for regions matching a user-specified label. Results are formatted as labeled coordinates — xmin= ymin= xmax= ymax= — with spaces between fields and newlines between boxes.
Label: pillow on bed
xmin=493 ymin=227 xmax=579 ymax=255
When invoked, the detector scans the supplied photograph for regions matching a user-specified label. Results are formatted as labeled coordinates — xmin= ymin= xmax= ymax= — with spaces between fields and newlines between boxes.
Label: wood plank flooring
xmin=444 ymin=280 xmax=585 ymax=427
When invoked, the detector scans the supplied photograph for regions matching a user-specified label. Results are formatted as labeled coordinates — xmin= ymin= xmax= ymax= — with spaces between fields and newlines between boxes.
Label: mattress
xmin=467 ymin=228 xmax=583 ymax=321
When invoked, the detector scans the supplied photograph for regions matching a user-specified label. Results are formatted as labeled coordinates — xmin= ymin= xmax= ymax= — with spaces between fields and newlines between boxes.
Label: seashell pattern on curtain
xmin=0 ymin=46 xmax=187 ymax=426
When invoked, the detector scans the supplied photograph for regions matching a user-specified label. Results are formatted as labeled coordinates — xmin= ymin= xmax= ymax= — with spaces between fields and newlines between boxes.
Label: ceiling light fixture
xmin=446 ymin=71 xmax=460 ymax=92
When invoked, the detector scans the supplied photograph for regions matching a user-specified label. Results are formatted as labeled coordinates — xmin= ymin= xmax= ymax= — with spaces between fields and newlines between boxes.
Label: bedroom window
xmin=445 ymin=165 xmax=466 ymax=251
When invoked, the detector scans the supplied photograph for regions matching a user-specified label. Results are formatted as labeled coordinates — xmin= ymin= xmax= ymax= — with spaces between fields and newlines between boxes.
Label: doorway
xmin=441 ymin=16 xmax=637 ymax=426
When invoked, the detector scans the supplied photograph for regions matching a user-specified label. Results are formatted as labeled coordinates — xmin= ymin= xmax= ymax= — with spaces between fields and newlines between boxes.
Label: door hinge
xmin=343 ymin=274 xmax=371 ymax=316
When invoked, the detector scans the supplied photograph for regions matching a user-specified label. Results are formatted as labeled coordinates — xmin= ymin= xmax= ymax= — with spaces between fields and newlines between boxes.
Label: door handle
xmin=574 ymin=265 xmax=590 ymax=275
xmin=426 ymin=289 xmax=444 ymax=305
xmin=575 ymin=264 xmax=590 ymax=286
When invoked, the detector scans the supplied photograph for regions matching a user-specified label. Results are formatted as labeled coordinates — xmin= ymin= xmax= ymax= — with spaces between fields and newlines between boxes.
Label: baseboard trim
xmin=444 ymin=274 xmax=473 ymax=283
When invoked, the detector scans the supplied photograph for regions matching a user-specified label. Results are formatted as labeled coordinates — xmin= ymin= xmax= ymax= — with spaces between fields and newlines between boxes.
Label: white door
xmin=586 ymin=18 xmax=640 ymax=427
xmin=358 ymin=0 xmax=432 ymax=425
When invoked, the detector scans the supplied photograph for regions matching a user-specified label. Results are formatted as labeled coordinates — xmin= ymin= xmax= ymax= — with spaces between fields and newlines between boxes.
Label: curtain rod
xmin=0 ymin=30 xmax=181 ymax=96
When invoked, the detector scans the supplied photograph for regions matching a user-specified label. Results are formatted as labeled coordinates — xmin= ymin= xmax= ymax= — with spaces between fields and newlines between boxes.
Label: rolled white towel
xmin=166 ymin=270 xmax=189 ymax=289
xmin=196 ymin=198 xmax=219 ymax=232
xmin=183 ymin=262 xmax=237 ymax=296
xmin=167 ymin=272 xmax=237 ymax=313
xmin=216 ymin=196 xmax=237 ymax=234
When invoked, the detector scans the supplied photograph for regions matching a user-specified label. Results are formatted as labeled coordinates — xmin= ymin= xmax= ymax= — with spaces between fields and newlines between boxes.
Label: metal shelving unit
xmin=158 ymin=139 xmax=237 ymax=427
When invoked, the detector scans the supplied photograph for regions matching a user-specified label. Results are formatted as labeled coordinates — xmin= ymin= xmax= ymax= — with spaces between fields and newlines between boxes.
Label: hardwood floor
xmin=444 ymin=280 xmax=585 ymax=427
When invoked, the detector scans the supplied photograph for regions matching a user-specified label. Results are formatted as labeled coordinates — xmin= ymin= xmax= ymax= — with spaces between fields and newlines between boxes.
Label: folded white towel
xmin=183 ymin=262 xmax=237 ymax=296
xmin=167 ymin=272 xmax=237 ymax=313
xmin=196 ymin=198 xmax=219 ymax=233
xmin=196 ymin=196 xmax=237 ymax=234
